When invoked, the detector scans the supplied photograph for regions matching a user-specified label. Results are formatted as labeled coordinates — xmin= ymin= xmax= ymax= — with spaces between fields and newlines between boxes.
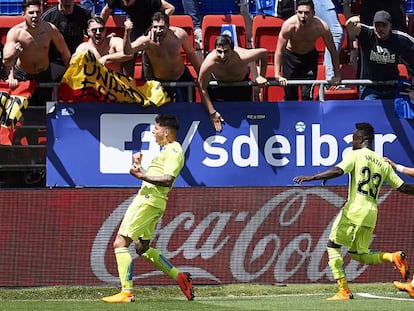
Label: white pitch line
xmin=193 ymin=293 xmax=325 ymax=301
xmin=357 ymin=292 xmax=414 ymax=302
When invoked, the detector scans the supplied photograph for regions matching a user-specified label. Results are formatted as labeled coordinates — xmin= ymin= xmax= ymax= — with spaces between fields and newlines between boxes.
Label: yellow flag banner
xmin=0 ymin=80 xmax=37 ymax=145
xmin=59 ymin=50 xmax=170 ymax=106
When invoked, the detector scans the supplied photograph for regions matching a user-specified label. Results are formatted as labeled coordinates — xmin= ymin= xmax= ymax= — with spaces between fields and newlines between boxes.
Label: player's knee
xmin=113 ymin=235 xmax=130 ymax=249
xmin=134 ymin=238 xmax=150 ymax=255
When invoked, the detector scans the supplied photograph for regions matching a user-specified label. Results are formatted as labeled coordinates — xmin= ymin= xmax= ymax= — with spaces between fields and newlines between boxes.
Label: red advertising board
xmin=0 ymin=186 xmax=413 ymax=287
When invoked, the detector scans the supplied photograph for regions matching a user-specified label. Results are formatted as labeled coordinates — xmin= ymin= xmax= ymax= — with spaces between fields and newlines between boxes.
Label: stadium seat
xmin=323 ymin=63 xmax=359 ymax=100
xmin=315 ymin=37 xmax=326 ymax=64
xmin=170 ymin=15 xmax=196 ymax=64
xmin=201 ymin=14 xmax=247 ymax=55
xmin=105 ymin=15 xmax=126 ymax=37
xmin=46 ymin=0 xmax=81 ymax=6
xmin=134 ymin=64 xmax=143 ymax=81
xmin=398 ymin=63 xmax=409 ymax=79
xmin=187 ymin=65 xmax=201 ymax=102
xmin=0 ymin=15 xmax=24 ymax=45
xmin=252 ymin=15 xmax=284 ymax=65
xmin=170 ymin=15 xmax=195 ymax=48
xmin=261 ymin=65 xmax=285 ymax=102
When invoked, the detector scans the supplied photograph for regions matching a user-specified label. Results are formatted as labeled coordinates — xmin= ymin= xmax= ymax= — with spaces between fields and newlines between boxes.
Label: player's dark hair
xmin=296 ymin=0 xmax=314 ymax=11
xmin=156 ymin=115 xmax=179 ymax=131
xmin=152 ymin=11 xmax=170 ymax=26
xmin=215 ymin=34 xmax=234 ymax=50
xmin=355 ymin=122 xmax=374 ymax=143
xmin=22 ymin=0 xmax=41 ymax=10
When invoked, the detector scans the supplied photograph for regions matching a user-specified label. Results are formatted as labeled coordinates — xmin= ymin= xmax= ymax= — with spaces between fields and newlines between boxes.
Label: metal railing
xmin=39 ymin=79 xmax=401 ymax=103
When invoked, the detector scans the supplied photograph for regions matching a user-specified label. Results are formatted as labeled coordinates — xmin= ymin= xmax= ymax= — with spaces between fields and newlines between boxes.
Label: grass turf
xmin=0 ymin=283 xmax=413 ymax=311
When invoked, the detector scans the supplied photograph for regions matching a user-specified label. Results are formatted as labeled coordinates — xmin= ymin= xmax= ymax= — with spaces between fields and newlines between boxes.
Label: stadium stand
xmin=169 ymin=0 xmax=240 ymax=15
xmin=46 ymin=0 xmax=81 ymax=5
xmin=409 ymin=0 xmax=414 ymax=13
xmin=0 ymin=0 xmax=23 ymax=15
xmin=0 ymin=15 xmax=24 ymax=45
xmin=1 ymin=0 xmax=414 ymax=188
xmin=251 ymin=15 xmax=285 ymax=102
xmin=105 ymin=15 xmax=126 ymax=37
xmin=323 ymin=64 xmax=359 ymax=100
xmin=398 ymin=63 xmax=409 ymax=80
xmin=261 ymin=66 xmax=285 ymax=101
xmin=201 ymin=14 xmax=247 ymax=55
xmin=170 ymin=14 xmax=196 ymax=56
xmin=251 ymin=15 xmax=284 ymax=65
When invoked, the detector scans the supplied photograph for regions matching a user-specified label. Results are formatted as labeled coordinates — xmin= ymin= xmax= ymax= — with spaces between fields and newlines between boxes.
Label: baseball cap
xmin=373 ymin=10 xmax=392 ymax=24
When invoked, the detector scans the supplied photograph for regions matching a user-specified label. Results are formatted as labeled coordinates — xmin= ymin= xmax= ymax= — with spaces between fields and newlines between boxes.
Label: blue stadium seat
xmin=407 ymin=0 xmax=414 ymax=14
xmin=0 ymin=0 xmax=22 ymax=15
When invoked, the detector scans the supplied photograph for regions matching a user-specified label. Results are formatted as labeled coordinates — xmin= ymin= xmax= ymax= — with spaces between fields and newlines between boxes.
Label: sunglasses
xmin=91 ymin=27 xmax=105 ymax=34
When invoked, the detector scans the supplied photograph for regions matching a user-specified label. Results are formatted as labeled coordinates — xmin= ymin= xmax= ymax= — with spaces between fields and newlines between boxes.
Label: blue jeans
xmin=314 ymin=0 xmax=344 ymax=80
xmin=182 ymin=0 xmax=201 ymax=30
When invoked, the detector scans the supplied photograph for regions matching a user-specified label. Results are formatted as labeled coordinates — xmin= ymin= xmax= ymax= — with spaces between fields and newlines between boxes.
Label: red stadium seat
xmin=315 ymin=37 xmax=326 ymax=64
xmin=398 ymin=63 xmax=409 ymax=79
xmin=46 ymin=0 xmax=81 ymax=6
xmin=105 ymin=15 xmax=126 ymax=37
xmin=0 ymin=16 xmax=24 ymax=45
xmin=187 ymin=65 xmax=201 ymax=102
xmin=261 ymin=65 xmax=285 ymax=102
xmin=170 ymin=14 xmax=195 ymax=48
xmin=134 ymin=64 xmax=142 ymax=80
xmin=323 ymin=64 xmax=359 ymax=100
xmin=170 ymin=15 xmax=195 ymax=64
xmin=252 ymin=15 xmax=284 ymax=65
xmin=201 ymin=14 xmax=247 ymax=55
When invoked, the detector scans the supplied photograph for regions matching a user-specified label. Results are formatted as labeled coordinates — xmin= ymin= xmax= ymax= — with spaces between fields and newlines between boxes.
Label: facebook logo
xmin=100 ymin=114 xmax=160 ymax=173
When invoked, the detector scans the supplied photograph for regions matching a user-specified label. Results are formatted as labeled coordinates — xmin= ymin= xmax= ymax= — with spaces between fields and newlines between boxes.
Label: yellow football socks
xmin=115 ymin=247 xmax=134 ymax=291
xmin=141 ymin=247 xmax=179 ymax=280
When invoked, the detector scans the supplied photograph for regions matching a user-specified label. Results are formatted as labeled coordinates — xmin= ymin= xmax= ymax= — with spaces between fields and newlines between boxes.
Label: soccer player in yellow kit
xmin=384 ymin=157 xmax=414 ymax=297
xmin=293 ymin=122 xmax=414 ymax=300
xmin=102 ymin=114 xmax=194 ymax=303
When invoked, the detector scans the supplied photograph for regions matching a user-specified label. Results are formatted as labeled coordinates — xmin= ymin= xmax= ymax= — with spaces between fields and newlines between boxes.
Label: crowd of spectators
xmin=1 ymin=0 xmax=414 ymax=103
xmin=1 ymin=0 xmax=414 ymax=187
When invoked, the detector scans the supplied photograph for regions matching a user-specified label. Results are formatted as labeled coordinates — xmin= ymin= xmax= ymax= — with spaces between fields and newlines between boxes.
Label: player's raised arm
xmin=293 ymin=166 xmax=344 ymax=184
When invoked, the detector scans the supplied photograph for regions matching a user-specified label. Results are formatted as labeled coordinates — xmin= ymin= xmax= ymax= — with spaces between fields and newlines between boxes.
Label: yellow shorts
xmin=329 ymin=210 xmax=374 ymax=254
xmin=118 ymin=195 xmax=164 ymax=241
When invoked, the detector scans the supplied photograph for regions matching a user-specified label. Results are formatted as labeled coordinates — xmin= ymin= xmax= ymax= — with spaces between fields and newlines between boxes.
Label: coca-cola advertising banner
xmin=46 ymin=100 xmax=414 ymax=187
xmin=1 ymin=186 xmax=413 ymax=287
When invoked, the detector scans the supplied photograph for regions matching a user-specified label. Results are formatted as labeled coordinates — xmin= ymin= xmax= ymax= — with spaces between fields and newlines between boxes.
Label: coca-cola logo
xmin=91 ymin=187 xmax=392 ymax=284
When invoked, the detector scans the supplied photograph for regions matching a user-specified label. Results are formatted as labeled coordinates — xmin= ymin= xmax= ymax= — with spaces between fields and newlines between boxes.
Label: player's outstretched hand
xmin=293 ymin=175 xmax=313 ymax=184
